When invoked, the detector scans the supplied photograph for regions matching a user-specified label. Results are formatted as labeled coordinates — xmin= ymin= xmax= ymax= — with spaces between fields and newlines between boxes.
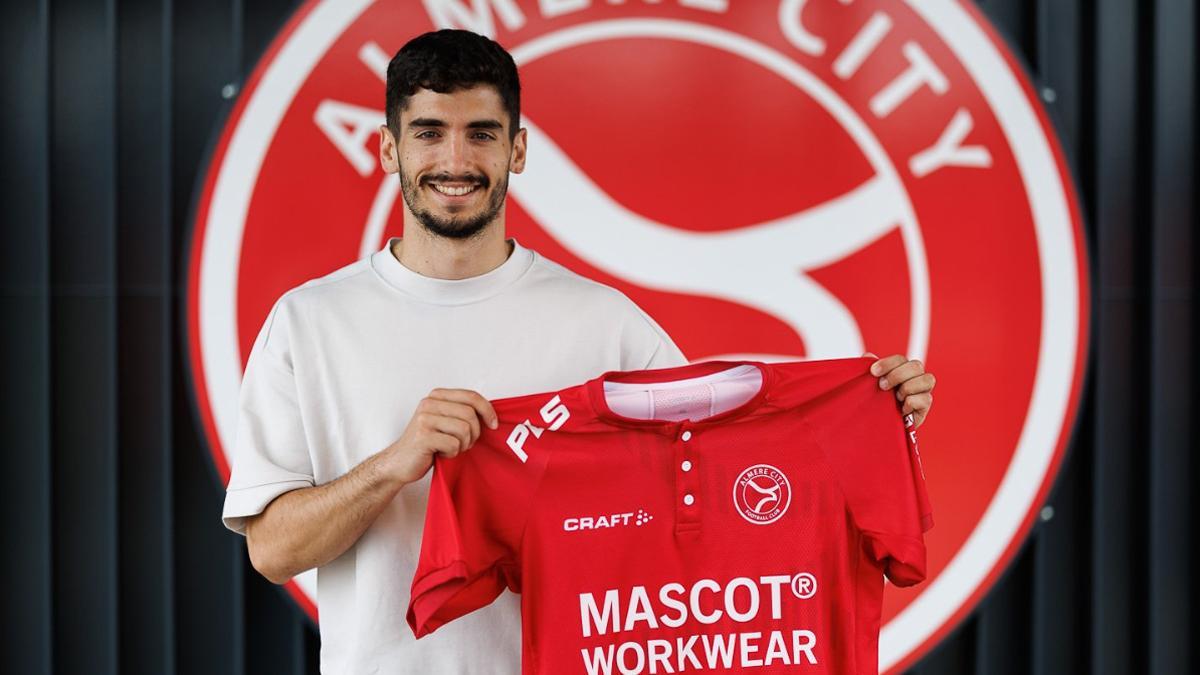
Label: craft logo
xmin=564 ymin=509 xmax=656 ymax=532
xmin=186 ymin=1 xmax=1089 ymax=671
xmin=733 ymin=464 xmax=792 ymax=525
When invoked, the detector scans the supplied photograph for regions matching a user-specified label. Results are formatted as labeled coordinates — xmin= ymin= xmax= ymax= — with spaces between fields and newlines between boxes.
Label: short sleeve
xmin=817 ymin=374 xmax=933 ymax=587
xmin=407 ymin=415 xmax=550 ymax=638
xmin=221 ymin=298 xmax=315 ymax=534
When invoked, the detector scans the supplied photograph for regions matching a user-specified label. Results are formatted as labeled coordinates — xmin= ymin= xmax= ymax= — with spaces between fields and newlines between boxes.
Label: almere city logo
xmin=187 ymin=1 xmax=1088 ymax=670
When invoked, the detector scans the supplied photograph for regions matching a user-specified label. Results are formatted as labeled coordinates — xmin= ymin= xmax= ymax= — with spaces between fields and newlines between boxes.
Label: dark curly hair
xmin=386 ymin=30 xmax=522 ymax=140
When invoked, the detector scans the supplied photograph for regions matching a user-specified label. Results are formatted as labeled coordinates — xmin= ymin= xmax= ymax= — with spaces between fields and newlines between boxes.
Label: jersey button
xmin=683 ymin=494 xmax=695 ymax=506
xmin=681 ymin=431 xmax=693 ymax=442
xmin=681 ymin=460 xmax=693 ymax=472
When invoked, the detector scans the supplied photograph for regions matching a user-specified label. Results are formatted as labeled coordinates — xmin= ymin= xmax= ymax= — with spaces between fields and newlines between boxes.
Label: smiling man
xmin=391 ymin=89 xmax=516 ymax=240
xmin=220 ymin=29 xmax=935 ymax=674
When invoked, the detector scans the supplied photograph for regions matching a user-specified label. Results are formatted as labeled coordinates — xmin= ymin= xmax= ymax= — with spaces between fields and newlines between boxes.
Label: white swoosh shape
xmin=511 ymin=119 xmax=906 ymax=357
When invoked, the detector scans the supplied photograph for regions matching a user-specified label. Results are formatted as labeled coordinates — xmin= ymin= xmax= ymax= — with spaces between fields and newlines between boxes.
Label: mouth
xmin=426 ymin=181 xmax=483 ymax=200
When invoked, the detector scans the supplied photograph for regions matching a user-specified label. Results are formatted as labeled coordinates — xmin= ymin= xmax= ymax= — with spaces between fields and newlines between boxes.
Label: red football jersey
xmin=408 ymin=358 xmax=933 ymax=674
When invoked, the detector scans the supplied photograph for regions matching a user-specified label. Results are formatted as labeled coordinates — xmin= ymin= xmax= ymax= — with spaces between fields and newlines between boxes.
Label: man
xmin=221 ymin=29 xmax=935 ymax=674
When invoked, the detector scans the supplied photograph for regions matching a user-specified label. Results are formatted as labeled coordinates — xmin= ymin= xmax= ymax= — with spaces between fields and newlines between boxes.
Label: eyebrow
xmin=408 ymin=118 xmax=504 ymax=131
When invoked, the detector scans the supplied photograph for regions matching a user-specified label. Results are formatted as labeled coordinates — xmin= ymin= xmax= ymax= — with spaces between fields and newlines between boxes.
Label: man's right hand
xmin=382 ymin=388 xmax=499 ymax=486
xmin=244 ymin=387 xmax=499 ymax=584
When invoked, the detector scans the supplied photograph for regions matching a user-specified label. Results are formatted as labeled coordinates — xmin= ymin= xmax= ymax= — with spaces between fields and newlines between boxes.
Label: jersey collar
xmin=585 ymin=360 xmax=774 ymax=433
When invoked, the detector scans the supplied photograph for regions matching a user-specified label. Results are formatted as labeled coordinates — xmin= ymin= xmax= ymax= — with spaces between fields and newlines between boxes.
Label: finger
xmin=862 ymin=351 xmax=878 ymax=360
xmin=879 ymin=359 xmax=924 ymax=390
xmin=901 ymin=392 xmax=932 ymax=416
xmin=896 ymin=372 xmax=936 ymax=399
xmin=428 ymin=415 xmax=473 ymax=454
xmin=427 ymin=431 xmax=467 ymax=458
xmin=428 ymin=388 xmax=499 ymax=429
xmin=869 ymin=354 xmax=907 ymax=377
xmin=912 ymin=407 xmax=929 ymax=429
xmin=418 ymin=398 xmax=482 ymax=444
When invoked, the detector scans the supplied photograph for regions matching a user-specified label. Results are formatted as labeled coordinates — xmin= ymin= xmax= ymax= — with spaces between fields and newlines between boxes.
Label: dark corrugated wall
xmin=1 ymin=1 xmax=1194 ymax=673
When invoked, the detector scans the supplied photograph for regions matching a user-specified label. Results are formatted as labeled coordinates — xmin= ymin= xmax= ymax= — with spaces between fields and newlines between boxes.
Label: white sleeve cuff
xmin=221 ymin=479 xmax=313 ymax=534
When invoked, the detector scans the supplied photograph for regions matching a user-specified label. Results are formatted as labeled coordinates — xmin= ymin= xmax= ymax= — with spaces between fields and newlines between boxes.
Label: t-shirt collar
xmin=370 ymin=236 xmax=534 ymax=305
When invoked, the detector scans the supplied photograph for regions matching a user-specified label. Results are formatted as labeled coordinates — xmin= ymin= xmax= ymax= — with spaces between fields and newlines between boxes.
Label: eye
xmin=415 ymin=130 xmax=439 ymax=139
xmin=472 ymin=132 xmax=495 ymax=141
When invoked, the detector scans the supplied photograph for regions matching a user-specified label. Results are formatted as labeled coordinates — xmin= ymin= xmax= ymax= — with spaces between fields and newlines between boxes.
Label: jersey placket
xmin=674 ymin=423 xmax=702 ymax=536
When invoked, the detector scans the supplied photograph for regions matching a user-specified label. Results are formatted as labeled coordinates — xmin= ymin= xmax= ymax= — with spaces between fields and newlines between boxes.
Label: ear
xmin=509 ymin=127 xmax=528 ymax=174
xmin=379 ymin=124 xmax=400 ymax=174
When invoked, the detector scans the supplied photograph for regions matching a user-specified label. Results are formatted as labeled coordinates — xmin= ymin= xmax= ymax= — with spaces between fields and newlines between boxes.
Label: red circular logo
xmin=186 ymin=1 xmax=1089 ymax=670
xmin=734 ymin=464 xmax=793 ymax=524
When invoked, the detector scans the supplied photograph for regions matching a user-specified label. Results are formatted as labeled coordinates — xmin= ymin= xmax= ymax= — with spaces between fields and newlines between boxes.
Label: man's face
xmin=380 ymin=85 xmax=527 ymax=240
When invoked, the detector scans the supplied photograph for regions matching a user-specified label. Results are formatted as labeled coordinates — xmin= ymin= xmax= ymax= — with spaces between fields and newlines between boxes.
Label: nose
xmin=444 ymin=132 xmax=471 ymax=175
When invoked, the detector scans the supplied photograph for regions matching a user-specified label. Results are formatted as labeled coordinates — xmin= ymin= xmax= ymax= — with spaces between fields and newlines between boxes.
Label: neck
xmin=392 ymin=223 xmax=512 ymax=280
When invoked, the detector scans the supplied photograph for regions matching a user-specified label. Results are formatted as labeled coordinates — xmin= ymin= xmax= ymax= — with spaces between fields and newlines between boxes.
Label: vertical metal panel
xmin=171 ymin=374 xmax=243 ymax=675
xmin=116 ymin=0 xmax=176 ymax=672
xmin=1091 ymin=1 xmax=1147 ymax=673
xmin=908 ymin=619 xmax=976 ymax=675
xmin=974 ymin=550 xmax=1033 ymax=675
xmin=1192 ymin=29 xmax=1200 ymax=672
xmin=49 ymin=0 xmax=120 ymax=672
xmin=244 ymin=557 xmax=311 ymax=675
xmin=1035 ymin=0 xmax=1084 ymax=156
xmin=977 ymin=0 xmax=1038 ymax=65
xmin=1031 ymin=444 xmax=1091 ymax=675
xmin=1148 ymin=0 xmax=1195 ymax=672
xmin=1030 ymin=2 xmax=1091 ymax=673
xmin=0 ymin=0 xmax=54 ymax=672
xmin=241 ymin=0 xmax=299 ymax=76
xmin=170 ymin=0 xmax=243 ymax=671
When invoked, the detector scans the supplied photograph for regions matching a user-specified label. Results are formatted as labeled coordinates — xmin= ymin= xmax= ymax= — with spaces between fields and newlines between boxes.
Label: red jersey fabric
xmin=408 ymin=358 xmax=933 ymax=674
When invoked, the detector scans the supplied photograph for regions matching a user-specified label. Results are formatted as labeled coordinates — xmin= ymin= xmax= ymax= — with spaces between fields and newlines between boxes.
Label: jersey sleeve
xmin=221 ymin=297 xmax=315 ymax=534
xmin=817 ymin=373 xmax=934 ymax=587
xmin=407 ymin=407 xmax=551 ymax=638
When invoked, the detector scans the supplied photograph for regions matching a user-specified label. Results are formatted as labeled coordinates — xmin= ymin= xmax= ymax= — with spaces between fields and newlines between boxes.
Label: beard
xmin=399 ymin=168 xmax=508 ymax=240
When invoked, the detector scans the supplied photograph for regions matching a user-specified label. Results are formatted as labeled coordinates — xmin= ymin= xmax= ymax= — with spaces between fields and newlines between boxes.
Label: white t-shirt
xmin=221 ymin=237 xmax=687 ymax=674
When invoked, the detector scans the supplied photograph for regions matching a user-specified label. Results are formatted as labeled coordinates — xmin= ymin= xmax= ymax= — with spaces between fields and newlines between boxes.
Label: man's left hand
xmin=866 ymin=353 xmax=936 ymax=429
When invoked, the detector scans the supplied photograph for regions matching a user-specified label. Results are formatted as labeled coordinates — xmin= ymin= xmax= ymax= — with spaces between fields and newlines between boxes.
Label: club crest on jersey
xmin=733 ymin=464 xmax=792 ymax=525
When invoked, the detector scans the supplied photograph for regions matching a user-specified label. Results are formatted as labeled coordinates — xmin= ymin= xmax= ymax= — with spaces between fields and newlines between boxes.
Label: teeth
xmin=431 ymin=183 xmax=477 ymax=196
